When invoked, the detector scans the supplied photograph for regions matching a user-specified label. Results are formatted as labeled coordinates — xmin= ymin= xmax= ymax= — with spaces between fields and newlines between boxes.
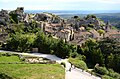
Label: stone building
xmin=56 ymin=27 xmax=74 ymax=42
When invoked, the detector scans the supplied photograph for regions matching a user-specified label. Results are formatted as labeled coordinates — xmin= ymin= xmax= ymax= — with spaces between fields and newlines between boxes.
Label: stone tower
xmin=105 ymin=21 xmax=111 ymax=32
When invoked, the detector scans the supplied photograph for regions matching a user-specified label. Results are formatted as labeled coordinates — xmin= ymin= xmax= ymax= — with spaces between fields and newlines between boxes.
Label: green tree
xmin=79 ymin=39 xmax=104 ymax=67
xmin=6 ymin=33 xmax=35 ymax=52
xmin=97 ymin=29 xmax=105 ymax=36
xmin=9 ymin=11 xmax=18 ymax=23
xmin=99 ymin=37 xmax=120 ymax=73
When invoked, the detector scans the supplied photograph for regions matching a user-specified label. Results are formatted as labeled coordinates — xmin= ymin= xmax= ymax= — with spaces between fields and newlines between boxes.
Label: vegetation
xmin=78 ymin=39 xmax=104 ymax=67
xmin=1 ymin=12 xmax=120 ymax=78
xmin=94 ymin=66 xmax=120 ymax=79
xmin=86 ymin=15 xmax=97 ymax=19
xmin=98 ymin=37 xmax=120 ymax=73
xmin=6 ymin=33 xmax=36 ymax=52
xmin=76 ymin=37 xmax=120 ymax=78
xmin=33 ymin=32 xmax=73 ymax=58
xmin=0 ymin=64 xmax=64 ymax=79
xmin=97 ymin=29 xmax=105 ymax=36
xmin=88 ymin=24 xmax=95 ymax=28
xmin=3 ymin=21 xmax=76 ymax=58
xmin=0 ymin=73 xmax=13 ymax=79
xmin=0 ymin=55 xmax=21 ymax=63
xmin=69 ymin=58 xmax=88 ymax=70
xmin=61 ymin=62 xmax=66 ymax=68
xmin=0 ymin=54 xmax=65 ymax=79
xmin=94 ymin=66 xmax=109 ymax=75
xmin=9 ymin=11 xmax=18 ymax=23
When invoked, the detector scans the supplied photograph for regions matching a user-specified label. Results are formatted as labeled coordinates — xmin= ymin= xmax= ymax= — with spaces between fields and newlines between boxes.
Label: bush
xmin=20 ymin=58 xmax=25 ymax=61
xmin=108 ymin=69 xmax=120 ymax=79
xmin=0 ymin=53 xmax=2 ymax=57
xmin=0 ymin=73 xmax=13 ymax=79
xmin=5 ymin=53 xmax=12 ymax=56
xmin=70 ymin=52 xmax=78 ymax=58
xmin=97 ymin=29 xmax=105 ymax=36
xmin=61 ymin=62 xmax=66 ymax=68
xmin=0 ymin=53 xmax=12 ymax=56
xmin=102 ymin=75 xmax=114 ymax=79
xmin=77 ymin=54 xmax=86 ymax=61
xmin=69 ymin=58 xmax=88 ymax=70
xmin=94 ymin=67 xmax=108 ymax=75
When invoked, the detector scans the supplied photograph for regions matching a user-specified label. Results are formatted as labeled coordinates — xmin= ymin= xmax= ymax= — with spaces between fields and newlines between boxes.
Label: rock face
xmin=9 ymin=7 xmax=24 ymax=23
xmin=67 ymin=15 xmax=106 ymax=31
xmin=33 ymin=13 xmax=62 ymax=23
xmin=15 ymin=7 xmax=24 ymax=22
xmin=0 ymin=9 xmax=10 ymax=26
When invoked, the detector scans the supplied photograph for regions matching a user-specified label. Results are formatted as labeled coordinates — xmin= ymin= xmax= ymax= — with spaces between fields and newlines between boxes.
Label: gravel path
xmin=0 ymin=50 xmax=101 ymax=79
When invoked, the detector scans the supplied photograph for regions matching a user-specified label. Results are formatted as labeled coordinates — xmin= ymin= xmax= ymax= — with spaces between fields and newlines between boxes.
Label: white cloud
xmin=0 ymin=0 xmax=120 ymax=10
xmin=1 ymin=0 xmax=120 ymax=4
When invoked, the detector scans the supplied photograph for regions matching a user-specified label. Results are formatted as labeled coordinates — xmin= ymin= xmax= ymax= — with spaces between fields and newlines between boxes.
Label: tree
xmin=99 ymin=37 xmax=120 ymax=73
xmin=6 ymin=33 xmax=35 ymax=52
xmin=9 ymin=11 xmax=18 ymax=23
xmin=55 ymin=39 xmax=71 ymax=58
xmin=79 ymin=39 xmax=104 ymax=67
xmin=97 ymin=29 xmax=105 ymax=36
xmin=18 ymin=34 xmax=35 ymax=52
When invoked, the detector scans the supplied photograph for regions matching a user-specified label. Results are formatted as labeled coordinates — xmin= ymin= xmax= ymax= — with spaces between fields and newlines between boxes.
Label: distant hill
xmin=25 ymin=10 xmax=120 ymax=28
xmin=95 ymin=13 xmax=120 ymax=28
xmin=58 ymin=13 xmax=120 ymax=29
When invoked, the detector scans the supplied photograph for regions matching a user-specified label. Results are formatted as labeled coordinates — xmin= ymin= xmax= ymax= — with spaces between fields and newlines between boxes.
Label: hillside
xmin=0 ymin=7 xmax=120 ymax=79
xmin=58 ymin=13 xmax=120 ymax=29
xmin=96 ymin=13 xmax=120 ymax=28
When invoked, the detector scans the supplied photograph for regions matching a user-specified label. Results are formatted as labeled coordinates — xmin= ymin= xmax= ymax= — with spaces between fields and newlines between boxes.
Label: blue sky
xmin=0 ymin=0 xmax=120 ymax=10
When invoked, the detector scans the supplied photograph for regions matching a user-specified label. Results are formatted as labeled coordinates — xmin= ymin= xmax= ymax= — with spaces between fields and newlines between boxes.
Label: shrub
xmin=0 ymin=53 xmax=12 ymax=56
xmin=102 ymin=75 xmax=114 ymax=79
xmin=0 ymin=53 xmax=2 ymax=57
xmin=97 ymin=29 xmax=105 ymax=36
xmin=69 ymin=58 xmax=88 ymax=70
xmin=77 ymin=54 xmax=86 ymax=61
xmin=0 ymin=73 xmax=13 ymax=79
xmin=20 ymin=58 xmax=25 ymax=61
xmin=5 ymin=53 xmax=12 ymax=56
xmin=70 ymin=52 xmax=78 ymax=58
xmin=61 ymin=62 xmax=66 ymax=68
xmin=94 ymin=67 xmax=108 ymax=75
xmin=86 ymin=27 xmax=92 ymax=31
xmin=108 ymin=69 xmax=120 ymax=79
xmin=88 ymin=24 xmax=95 ymax=28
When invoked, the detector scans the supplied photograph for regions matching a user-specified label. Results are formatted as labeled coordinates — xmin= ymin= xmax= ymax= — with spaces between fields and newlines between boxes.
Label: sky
xmin=0 ymin=0 xmax=120 ymax=10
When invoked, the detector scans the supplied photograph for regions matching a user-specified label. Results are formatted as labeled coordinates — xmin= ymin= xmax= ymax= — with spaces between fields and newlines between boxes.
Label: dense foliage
xmin=69 ymin=58 xmax=88 ymax=70
xmin=33 ymin=32 xmax=73 ymax=58
xmin=6 ymin=33 xmax=35 ymax=52
xmin=78 ymin=39 xmax=104 ymax=67
xmin=4 ymin=23 xmax=75 ymax=58
xmin=94 ymin=66 xmax=120 ymax=79
xmin=78 ymin=38 xmax=120 ymax=73
xmin=99 ymin=37 xmax=120 ymax=73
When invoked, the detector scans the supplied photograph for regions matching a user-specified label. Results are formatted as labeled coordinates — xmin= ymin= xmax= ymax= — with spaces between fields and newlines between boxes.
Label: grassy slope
xmin=0 ymin=56 xmax=21 ymax=63
xmin=0 ymin=55 xmax=65 ymax=79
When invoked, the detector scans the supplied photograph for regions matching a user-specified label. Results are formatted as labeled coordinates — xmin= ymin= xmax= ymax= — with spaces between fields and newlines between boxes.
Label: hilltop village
xmin=0 ymin=7 xmax=120 ymax=45
xmin=0 ymin=7 xmax=120 ymax=79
